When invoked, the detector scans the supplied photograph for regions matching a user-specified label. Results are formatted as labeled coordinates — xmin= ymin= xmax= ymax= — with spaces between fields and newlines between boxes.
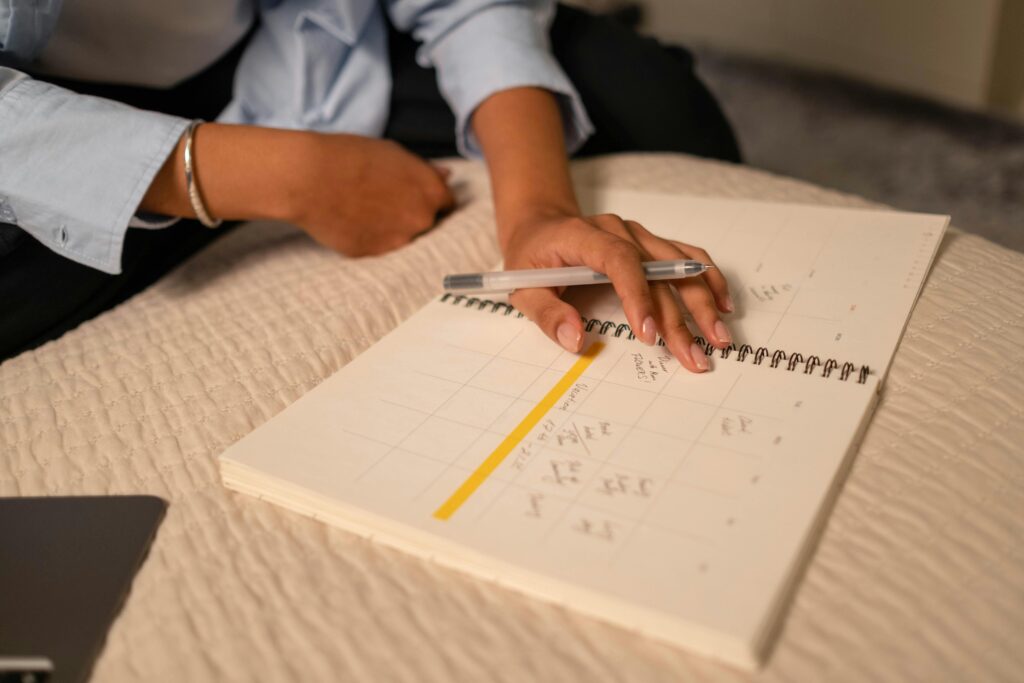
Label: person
xmin=0 ymin=0 xmax=741 ymax=369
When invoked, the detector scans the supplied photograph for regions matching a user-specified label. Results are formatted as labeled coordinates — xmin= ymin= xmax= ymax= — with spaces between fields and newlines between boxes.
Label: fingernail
xmin=714 ymin=320 xmax=732 ymax=345
xmin=640 ymin=316 xmax=657 ymax=345
xmin=723 ymin=294 xmax=735 ymax=312
xmin=691 ymin=342 xmax=709 ymax=371
xmin=557 ymin=323 xmax=581 ymax=352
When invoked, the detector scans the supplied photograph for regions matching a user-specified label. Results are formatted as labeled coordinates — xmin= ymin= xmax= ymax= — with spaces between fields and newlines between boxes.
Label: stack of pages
xmin=220 ymin=189 xmax=947 ymax=668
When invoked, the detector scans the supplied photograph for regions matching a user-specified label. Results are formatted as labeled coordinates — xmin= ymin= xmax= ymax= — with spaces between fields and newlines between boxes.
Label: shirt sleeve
xmin=0 ymin=67 xmax=189 ymax=274
xmin=384 ymin=0 xmax=594 ymax=158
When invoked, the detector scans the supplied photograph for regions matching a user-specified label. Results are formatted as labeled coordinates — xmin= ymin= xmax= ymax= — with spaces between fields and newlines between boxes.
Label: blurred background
xmin=568 ymin=0 xmax=1024 ymax=252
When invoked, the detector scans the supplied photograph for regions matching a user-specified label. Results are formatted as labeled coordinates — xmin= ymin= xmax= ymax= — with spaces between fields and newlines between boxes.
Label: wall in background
xmin=989 ymin=0 xmax=1024 ymax=118
xmin=570 ymin=0 xmax=1023 ymax=120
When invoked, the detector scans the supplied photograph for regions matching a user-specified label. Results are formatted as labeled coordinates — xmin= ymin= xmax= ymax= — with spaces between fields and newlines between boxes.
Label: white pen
xmin=443 ymin=259 xmax=714 ymax=293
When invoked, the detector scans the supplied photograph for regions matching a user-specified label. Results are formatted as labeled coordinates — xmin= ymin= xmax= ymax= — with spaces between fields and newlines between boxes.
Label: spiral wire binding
xmin=440 ymin=293 xmax=871 ymax=383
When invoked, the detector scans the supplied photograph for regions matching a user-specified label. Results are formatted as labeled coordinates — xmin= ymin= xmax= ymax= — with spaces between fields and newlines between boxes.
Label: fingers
xmin=670 ymin=240 xmax=732 ymax=313
xmin=676 ymin=275 xmax=731 ymax=350
xmin=411 ymin=162 xmax=454 ymax=233
xmin=510 ymin=287 xmax=584 ymax=353
xmin=430 ymin=169 xmax=456 ymax=214
xmin=649 ymin=282 xmax=709 ymax=373
xmin=626 ymin=222 xmax=732 ymax=350
xmin=583 ymin=215 xmax=658 ymax=345
xmin=503 ymin=212 xmax=730 ymax=377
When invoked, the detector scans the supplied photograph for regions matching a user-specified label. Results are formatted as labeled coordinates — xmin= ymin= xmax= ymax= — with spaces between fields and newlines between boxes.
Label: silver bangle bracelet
xmin=183 ymin=120 xmax=222 ymax=229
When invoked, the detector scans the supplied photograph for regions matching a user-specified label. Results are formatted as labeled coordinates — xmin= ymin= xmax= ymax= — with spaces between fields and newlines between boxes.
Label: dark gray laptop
xmin=0 ymin=496 xmax=166 ymax=683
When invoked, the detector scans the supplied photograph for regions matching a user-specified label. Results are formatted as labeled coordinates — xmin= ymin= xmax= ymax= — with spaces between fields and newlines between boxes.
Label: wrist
xmin=141 ymin=123 xmax=293 ymax=223
xmin=497 ymin=200 xmax=580 ymax=252
xmin=198 ymin=124 xmax=315 ymax=225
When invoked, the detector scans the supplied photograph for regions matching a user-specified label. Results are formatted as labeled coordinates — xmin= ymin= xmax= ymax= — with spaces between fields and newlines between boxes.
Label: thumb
xmin=427 ymin=167 xmax=456 ymax=215
xmin=511 ymin=287 xmax=584 ymax=353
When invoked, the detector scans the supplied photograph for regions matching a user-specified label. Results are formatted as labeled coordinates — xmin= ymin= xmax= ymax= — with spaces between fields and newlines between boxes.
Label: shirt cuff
xmin=423 ymin=4 xmax=594 ymax=159
xmin=0 ymin=74 xmax=189 ymax=273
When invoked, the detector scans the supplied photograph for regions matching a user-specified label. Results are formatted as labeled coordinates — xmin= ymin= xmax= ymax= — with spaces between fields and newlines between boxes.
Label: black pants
xmin=0 ymin=5 xmax=739 ymax=361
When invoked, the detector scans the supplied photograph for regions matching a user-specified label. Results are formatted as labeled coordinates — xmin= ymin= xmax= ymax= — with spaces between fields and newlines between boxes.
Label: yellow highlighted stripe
xmin=433 ymin=342 xmax=604 ymax=520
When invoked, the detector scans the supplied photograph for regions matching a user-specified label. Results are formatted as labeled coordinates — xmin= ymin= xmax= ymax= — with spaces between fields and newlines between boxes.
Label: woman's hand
xmin=141 ymin=124 xmax=454 ymax=256
xmin=502 ymin=209 xmax=734 ymax=374
xmin=472 ymin=87 xmax=733 ymax=374
xmin=277 ymin=133 xmax=454 ymax=256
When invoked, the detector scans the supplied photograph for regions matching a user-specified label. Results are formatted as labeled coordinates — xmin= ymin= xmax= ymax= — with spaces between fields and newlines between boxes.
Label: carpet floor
xmin=693 ymin=48 xmax=1024 ymax=253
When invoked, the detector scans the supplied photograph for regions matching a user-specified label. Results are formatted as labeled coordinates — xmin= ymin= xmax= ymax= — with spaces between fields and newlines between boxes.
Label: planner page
xmin=574 ymin=190 xmax=948 ymax=380
xmin=221 ymin=298 xmax=879 ymax=668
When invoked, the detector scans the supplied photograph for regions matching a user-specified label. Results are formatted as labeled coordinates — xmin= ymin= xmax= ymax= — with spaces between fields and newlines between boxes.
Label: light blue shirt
xmin=0 ymin=0 xmax=592 ymax=274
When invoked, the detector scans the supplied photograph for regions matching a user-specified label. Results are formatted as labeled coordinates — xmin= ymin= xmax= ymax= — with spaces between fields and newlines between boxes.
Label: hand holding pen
xmin=445 ymin=212 xmax=734 ymax=374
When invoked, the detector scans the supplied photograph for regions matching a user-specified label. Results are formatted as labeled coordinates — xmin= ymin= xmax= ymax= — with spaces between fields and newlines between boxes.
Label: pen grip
xmin=482 ymin=266 xmax=603 ymax=291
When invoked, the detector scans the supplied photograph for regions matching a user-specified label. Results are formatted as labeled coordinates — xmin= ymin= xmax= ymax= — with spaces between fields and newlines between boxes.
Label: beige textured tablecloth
xmin=2 ymin=154 xmax=1022 ymax=682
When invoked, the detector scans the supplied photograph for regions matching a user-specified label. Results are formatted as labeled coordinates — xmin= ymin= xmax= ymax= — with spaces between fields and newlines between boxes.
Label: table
xmin=2 ymin=154 xmax=1021 ymax=681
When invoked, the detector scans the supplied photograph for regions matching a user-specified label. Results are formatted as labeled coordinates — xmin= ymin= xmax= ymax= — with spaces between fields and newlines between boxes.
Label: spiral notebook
xmin=219 ymin=190 xmax=947 ymax=669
